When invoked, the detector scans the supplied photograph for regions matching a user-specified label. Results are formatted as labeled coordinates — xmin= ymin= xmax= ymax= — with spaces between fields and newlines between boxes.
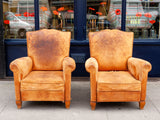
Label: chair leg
xmin=65 ymin=101 xmax=70 ymax=109
xmin=90 ymin=102 xmax=96 ymax=110
xmin=16 ymin=100 xmax=22 ymax=109
xmin=139 ymin=101 xmax=145 ymax=110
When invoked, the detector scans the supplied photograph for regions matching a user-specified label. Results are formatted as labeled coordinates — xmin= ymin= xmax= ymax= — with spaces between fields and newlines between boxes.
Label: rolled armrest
xmin=63 ymin=57 xmax=76 ymax=102
xmin=10 ymin=57 xmax=33 ymax=79
xmin=85 ymin=57 xmax=98 ymax=73
xmin=128 ymin=57 xmax=152 ymax=81
xmin=128 ymin=57 xmax=152 ymax=101
xmin=85 ymin=57 xmax=98 ymax=102
xmin=63 ymin=57 xmax=76 ymax=72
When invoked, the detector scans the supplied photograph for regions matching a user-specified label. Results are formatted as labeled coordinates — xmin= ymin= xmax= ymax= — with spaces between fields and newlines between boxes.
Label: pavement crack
xmin=106 ymin=111 xmax=109 ymax=120
xmin=0 ymin=102 xmax=8 ymax=115
xmin=148 ymin=96 xmax=160 ymax=114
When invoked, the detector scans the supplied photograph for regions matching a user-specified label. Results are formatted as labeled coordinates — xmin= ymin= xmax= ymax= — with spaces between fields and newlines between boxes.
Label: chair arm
xmin=128 ymin=57 xmax=152 ymax=81
xmin=63 ymin=57 xmax=76 ymax=102
xmin=85 ymin=57 xmax=98 ymax=102
xmin=10 ymin=57 xmax=33 ymax=102
xmin=10 ymin=57 xmax=33 ymax=79
xmin=85 ymin=57 xmax=98 ymax=73
xmin=128 ymin=57 xmax=152 ymax=101
xmin=63 ymin=57 xmax=76 ymax=72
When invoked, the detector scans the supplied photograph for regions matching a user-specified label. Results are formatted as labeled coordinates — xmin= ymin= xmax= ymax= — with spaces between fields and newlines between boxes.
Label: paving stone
xmin=0 ymin=78 xmax=159 ymax=120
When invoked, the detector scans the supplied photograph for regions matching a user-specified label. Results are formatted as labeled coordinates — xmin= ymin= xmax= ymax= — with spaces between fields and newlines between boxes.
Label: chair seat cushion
xmin=21 ymin=71 xmax=64 ymax=91
xmin=97 ymin=71 xmax=141 ymax=92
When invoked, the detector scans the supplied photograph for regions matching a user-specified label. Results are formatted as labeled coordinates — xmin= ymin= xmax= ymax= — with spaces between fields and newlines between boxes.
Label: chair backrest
xmin=26 ymin=29 xmax=71 ymax=71
xmin=89 ymin=29 xmax=134 ymax=71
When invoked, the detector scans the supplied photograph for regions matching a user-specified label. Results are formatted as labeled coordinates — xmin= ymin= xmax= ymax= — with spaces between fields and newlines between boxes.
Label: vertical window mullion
xmin=0 ymin=0 xmax=5 ymax=78
xmin=74 ymin=0 xmax=86 ymax=40
xmin=0 ymin=0 xmax=3 ymax=35
xmin=121 ymin=0 xmax=126 ymax=31
xmin=34 ymin=0 xmax=40 ymax=30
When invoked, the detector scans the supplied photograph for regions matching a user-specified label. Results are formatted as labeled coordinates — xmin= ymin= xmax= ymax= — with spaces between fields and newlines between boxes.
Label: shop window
xmin=3 ymin=0 xmax=160 ymax=40
xmin=126 ymin=0 xmax=159 ymax=39
xmin=87 ymin=0 xmax=122 ymax=36
xmin=39 ymin=0 xmax=74 ymax=39
xmin=3 ymin=0 xmax=35 ymax=39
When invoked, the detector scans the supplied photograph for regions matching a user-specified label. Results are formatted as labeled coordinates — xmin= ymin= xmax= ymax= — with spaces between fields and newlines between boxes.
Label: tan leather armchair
xmin=85 ymin=29 xmax=151 ymax=110
xmin=10 ymin=29 xmax=76 ymax=109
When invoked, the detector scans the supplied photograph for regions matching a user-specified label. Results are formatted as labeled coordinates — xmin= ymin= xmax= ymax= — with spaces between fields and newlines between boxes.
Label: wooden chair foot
xmin=90 ymin=102 xmax=96 ymax=110
xmin=139 ymin=101 xmax=145 ymax=110
xmin=16 ymin=100 xmax=22 ymax=109
xmin=65 ymin=101 xmax=70 ymax=109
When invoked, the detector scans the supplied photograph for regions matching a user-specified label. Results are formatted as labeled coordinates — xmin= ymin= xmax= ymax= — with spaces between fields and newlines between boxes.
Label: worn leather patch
xmin=89 ymin=29 xmax=134 ymax=71
xmin=27 ymin=29 xmax=71 ymax=70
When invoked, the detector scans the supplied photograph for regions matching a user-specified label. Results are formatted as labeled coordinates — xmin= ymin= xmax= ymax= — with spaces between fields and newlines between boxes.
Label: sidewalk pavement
xmin=0 ymin=77 xmax=160 ymax=120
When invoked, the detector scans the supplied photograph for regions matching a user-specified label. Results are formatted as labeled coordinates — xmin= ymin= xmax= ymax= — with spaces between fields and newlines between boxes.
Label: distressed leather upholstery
xmin=89 ymin=29 xmax=133 ymax=71
xmin=21 ymin=71 xmax=64 ymax=91
xmin=27 ymin=29 xmax=71 ymax=70
xmin=10 ymin=29 xmax=76 ymax=109
xmin=97 ymin=71 xmax=141 ymax=91
xmin=85 ymin=29 xmax=151 ymax=110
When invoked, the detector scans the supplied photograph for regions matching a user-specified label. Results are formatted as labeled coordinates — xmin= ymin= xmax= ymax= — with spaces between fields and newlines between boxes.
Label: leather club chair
xmin=85 ymin=29 xmax=152 ymax=110
xmin=10 ymin=29 xmax=76 ymax=109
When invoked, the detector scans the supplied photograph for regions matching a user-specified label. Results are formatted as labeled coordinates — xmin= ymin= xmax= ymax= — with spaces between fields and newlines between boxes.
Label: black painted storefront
xmin=1 ymin=0 xmax=160 ymax=78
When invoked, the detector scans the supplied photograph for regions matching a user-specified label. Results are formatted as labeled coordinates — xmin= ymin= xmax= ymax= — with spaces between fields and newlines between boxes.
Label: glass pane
xmin=87 ymin=0 xmax=122 ymax=35
xmin=3 ymin=0 xmax=35 ymax=39
xmin=39 ymin=0 xmax=74 ymax=39
xmin=126 ymin=0 xmax=159 ymax=39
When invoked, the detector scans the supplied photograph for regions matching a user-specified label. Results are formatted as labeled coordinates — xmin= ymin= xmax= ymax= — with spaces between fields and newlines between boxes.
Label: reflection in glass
xmin=126 ymin=0 xmax=159 ymax=39
xmin=40 ymin=0 xmax=74 ymax=39
xmin=3 ymin=0 xmax=35 ymax=39
xmin=87 ymin=0 xmax=122 ymax=36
